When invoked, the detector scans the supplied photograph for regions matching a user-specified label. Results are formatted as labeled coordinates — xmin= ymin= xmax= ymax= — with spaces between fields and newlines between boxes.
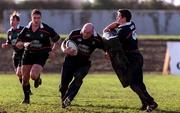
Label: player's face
xmin=82 ymin=29 xmax=93 ymax=39
xmin=32 ymin=14 xmax=41 ymax=27
xmin=10 ymin=17 xmax=19 ymax=28
xmin=116 ymin=12 xmax=125 ymax=24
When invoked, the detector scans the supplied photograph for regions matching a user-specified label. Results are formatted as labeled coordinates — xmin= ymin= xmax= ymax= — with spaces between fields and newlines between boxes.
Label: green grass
xmin=0 ymin=73 xmax=180 ymax=113
xmin=0 ymin=34 xmax=6 ymax=39
xmin=138 ymin=35 xmax=180 ymax=40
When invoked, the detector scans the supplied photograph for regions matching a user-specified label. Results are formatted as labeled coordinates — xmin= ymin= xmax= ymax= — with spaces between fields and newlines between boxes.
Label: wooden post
xmin=162 ymin=48 xmax=170 ymax=75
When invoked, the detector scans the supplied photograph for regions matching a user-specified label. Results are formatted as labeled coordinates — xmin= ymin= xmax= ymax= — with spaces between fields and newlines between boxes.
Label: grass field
xmin=0 ymin=73 xmax=180 ymax=113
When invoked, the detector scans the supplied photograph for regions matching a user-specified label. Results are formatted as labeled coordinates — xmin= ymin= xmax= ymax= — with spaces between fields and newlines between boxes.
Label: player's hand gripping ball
xmin=65 ymin=40 xmax=78 ymax=56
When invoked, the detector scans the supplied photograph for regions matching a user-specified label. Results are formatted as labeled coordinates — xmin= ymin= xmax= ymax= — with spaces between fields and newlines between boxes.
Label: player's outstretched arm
xmin=103 ymin=22 xmax=119 ymax=33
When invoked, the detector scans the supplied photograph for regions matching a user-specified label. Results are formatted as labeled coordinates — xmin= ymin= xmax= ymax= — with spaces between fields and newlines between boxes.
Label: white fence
xmin=3 ymin=10 xmax=180 ymax=35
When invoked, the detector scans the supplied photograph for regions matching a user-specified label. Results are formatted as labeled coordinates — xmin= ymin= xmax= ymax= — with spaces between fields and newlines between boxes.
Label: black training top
xmin=64 ymin=29 xmax=104 ymax=65
xmin=6 ymin=25 xmax=24 ymax=53
xmin=115 ymin=21 xmax=138 ymax=51
xmin=17 ymin=22 xmax=60 ymax=53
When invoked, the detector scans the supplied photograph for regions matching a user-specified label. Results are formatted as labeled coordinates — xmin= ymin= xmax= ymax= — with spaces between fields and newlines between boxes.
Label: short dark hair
xmin=10 ymin=11 xmax=20 ymax=21
xmin=31 ymin=9 xmax=41 ymax=16
xmin=118 ymin=9 xmax=132 ymax=22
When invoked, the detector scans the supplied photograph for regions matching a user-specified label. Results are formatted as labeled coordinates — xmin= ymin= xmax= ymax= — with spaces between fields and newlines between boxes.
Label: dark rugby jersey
xmin=17 ymin=22 xmax=60 ymax=52
xmin=6 ymin=25 xmax=24 ymax=53
xmin=116 ymin=21 xmax=138 ymax=51
xmin=64 ymin=29 xmax=104 ymax=64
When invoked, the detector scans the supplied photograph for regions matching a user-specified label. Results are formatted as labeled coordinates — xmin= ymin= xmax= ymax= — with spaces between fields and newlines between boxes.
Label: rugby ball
xmin=65 ymin=40 xmax=78 ymax=55
xmin=102 ymin=29 xmax=117 ymax=40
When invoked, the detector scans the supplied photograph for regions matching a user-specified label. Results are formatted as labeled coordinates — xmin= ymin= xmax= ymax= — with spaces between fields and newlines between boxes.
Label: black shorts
xmin=12 ymin=52 xmax=23 ymax=69
xmin=22 ymin=51 xmax=49 ymax=67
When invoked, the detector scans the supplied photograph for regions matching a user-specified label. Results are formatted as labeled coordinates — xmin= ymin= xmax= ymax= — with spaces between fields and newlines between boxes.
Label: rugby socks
xmin=23 ymin=84 xmax=30 ymax=101
xmin=19 ymin=79 xmax=22 ymax=84
xmin=21 ymin=79 xmax=33 ymax=95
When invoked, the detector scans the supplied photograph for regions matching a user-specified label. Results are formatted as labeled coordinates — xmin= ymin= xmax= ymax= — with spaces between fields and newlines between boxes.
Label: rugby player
xmin=16 ymin=9 xmax=60 ymax=104
xmin=60 ymin=23 xmax=104 ymax=108
xmin=1 ymin=11 xmax=33 ymax=95
xmin=103 ymin=9 xmax=158 ymax=112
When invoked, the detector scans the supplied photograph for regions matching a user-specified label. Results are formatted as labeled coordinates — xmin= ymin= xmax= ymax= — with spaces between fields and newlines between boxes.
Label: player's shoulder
xmin=70 ymin=29 xmax=81 ymax=35
xmin=68 ymin=29 xmax=81 ymax=38
xmin=118 ymin=21 xmax=135 ymax=32
xmin=40 ymin=23 xmax=58 ymax=35
xmin=93 ymin=32 xmax=103 ymax=42
xmin=119 ymin=21 xmax=134 ymax=28
xmin=7 ymin=28 xmax=12 ymax=33
xmin=41 ymin=23 xmax=53 ymax=30
xmin=93 ymin=32 xmax=101 ymax=38
xmin=16 ymin=26 xmax=24 ymax=32
xmin=19 ymin=26 xmax=24 ymax=30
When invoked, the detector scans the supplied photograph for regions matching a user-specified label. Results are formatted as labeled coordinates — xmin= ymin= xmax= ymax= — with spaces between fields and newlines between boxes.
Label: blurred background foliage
xmin=0 ymin=0 xmax=179 ymax=10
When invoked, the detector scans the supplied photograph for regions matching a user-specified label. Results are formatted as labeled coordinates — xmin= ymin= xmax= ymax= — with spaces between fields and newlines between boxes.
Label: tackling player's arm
xmin=95 ymin=34 xmax=106 ymax=50
xmin=95 ymin=34 xmax=110 ymax=60
xmin=103 ymin=22 xmax=119 ymax=33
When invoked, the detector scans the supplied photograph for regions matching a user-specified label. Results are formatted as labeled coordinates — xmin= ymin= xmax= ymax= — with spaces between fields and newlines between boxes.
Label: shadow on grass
xmin=0 ymin=110 xmax=7 ymax=113
xmin=155 ymin=109 xmax=180 ymax=113
xmin=71 ymin=103 xmax=139 ymax=112
xmin=71 ymin=104 xmax=180 ymax=113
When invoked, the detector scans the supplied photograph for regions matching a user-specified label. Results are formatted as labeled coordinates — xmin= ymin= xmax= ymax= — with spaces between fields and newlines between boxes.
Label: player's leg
xmin=20 ymin=51 xmax=35 ymax=104
xmin=59 ymin=64 xmax=74 ymax=101
xmin=30 ymin=52 xmax=49 ymax=88
xmin=12 ymin=54 xmax=22 ymax=83
xmin=13 ymin=53 xmax=33 ymax=95
xmin=60 ymin=64 xmax=75 ymax=108
xmin=30 ymin=64 xmax=43 ymax=88
xmin=21 ymin=65 xmax=32 ymax=104
xmin=16 ymin=66 xmax=22 ymax=80
xmin=16 ymin=65 xmax=33 ymax=95
xmin=129 ymin=54 xmax=157 ymax=111
xmin=13 ymin=54 xmax=31 ymax=103
xmin=63 ymin=64 xmax=90 ymax=108
xmin=130 ymin=82 xmax=158 ymax=112
xmin=138 ymin=69 xmax=158 ymax=112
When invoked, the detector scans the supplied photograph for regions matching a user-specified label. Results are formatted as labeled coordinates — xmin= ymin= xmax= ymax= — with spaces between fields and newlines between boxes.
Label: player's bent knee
xmin=16 ymin=69 xmax=22 ymax=78
xmin=16 ymin=72 xmax=22 ymax=79
xmin=75 ymin=78 xmax=83 ymax=85
xmin=30 ymin=72 xmax=38 ymax=80
xmin=30 ymin=70 xmax=40 ymax=80
xmin=30 ymin=65 xmax=42 ymax=80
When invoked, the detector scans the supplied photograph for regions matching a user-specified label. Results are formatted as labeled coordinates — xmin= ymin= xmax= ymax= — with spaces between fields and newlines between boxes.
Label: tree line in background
xmin=83 ymin=0 xmax=179 ymax=10
xmin=0 ymin=0 xmax=179 ymax=10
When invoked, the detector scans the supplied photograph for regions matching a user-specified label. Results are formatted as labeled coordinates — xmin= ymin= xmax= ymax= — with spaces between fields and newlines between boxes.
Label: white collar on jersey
xmin=9 ymin=24 xmax=20 ymax=31
xmin=118 ymin=21 xmax=132 ymax=28
xmin=93 ymin=30 xmax=97 ymax=37
xmin=26 ymin=21 xmax=44 ymax=29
